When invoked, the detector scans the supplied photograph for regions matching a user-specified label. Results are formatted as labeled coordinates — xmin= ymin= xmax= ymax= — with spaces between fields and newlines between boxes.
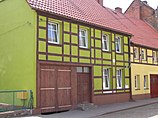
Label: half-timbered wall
xmin=37 ymin=13 xmax=130 ymax=96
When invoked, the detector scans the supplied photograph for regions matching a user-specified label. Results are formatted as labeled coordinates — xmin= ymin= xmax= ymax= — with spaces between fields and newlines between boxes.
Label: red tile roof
xmin=27 ymin=0 xmax=158 ymax=49
xmin=27 ymin=0 xmax=132 ymax=35
xmin=115 ymin=11 xmax=158 ymax=49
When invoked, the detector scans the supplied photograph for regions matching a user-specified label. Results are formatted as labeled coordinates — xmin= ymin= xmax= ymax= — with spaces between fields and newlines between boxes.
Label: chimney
xmin=95 ymin=0 xmax=103 ymax=6
xmin=142 ymin=1 xmax=148 ymax=5
xmin=115 ymin=7 xmax=122 ymax=13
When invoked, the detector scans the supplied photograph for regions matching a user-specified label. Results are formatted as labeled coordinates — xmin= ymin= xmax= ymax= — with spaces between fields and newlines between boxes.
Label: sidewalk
xmin=30 ymin=98 xmax=158 ymax=118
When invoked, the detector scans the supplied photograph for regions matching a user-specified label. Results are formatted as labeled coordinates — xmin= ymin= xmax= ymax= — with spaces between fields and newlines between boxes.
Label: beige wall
xmin=131 ymin=63 xmax=158 ymax=95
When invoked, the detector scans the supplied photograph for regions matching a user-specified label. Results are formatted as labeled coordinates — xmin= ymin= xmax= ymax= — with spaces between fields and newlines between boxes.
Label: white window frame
xmin=153 ymin=51 xmax=157 ymax=63
xmin=144 ymin=75 xmax=148 ymax=89
xmin=103 ymin=68 xmax=110 ymax=90
xmin=134 ymin=47 xmax=139 ymax=59
xmin=141 ymin=49 xmax=146 ymax=60
xmin=116 ymin=69 xmax=122 ymax=89
xmin=79 ymin=29 xmax=88 ymax=48
xmin=48 ymin=22 xmax=59 ymax=44
xmin=115 ymin=36 xmax=121 ymax=53
xmin=102 ymin=34 xmax=109 ymax=51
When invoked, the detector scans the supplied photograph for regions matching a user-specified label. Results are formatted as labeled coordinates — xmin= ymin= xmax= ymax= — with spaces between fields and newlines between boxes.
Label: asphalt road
xmin=96 ymin=103 xmax=158 ymax=118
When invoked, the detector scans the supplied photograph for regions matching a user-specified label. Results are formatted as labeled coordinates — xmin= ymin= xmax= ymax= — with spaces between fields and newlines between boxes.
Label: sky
xmin=103 ymin=0 xmax=158 ymax=13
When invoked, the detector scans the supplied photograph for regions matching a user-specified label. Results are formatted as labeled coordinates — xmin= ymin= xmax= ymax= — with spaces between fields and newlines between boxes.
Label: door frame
xmin=36 ymin=61 xmax=94 ymax=112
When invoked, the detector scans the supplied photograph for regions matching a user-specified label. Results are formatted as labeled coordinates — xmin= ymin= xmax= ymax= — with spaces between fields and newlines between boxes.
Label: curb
xmin=97 ymin=101 xmax=158 ymax=117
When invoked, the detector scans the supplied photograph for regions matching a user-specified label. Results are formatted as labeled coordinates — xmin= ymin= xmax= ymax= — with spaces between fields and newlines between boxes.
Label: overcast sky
xmin=103 ymin=0 xmax=158 ymax=12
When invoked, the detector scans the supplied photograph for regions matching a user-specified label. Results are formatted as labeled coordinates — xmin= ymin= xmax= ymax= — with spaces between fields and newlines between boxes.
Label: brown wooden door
xmin=57 ymin=66 xmax=72 ymax=111
xmin=77 ymin=73 xmax=90 ymax=104
xmin=40 ymin=66 xmax=56 ymax=113
xmin=39 ymin=65 xmax=72 ymax=113
xmin=150 ymin=75 xmax=158 ymax=98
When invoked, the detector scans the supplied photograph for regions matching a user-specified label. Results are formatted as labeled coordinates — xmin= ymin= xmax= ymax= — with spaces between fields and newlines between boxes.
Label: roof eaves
xmin=30 ymin=6 xmax=133 ymax=36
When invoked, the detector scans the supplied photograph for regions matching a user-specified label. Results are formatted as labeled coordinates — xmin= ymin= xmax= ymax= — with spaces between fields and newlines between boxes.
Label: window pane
xmin=52 ymin=24 xmax=57 ymax=30
xmin=77 ymin=67 xmax=82 ymax=72
xmin=103 ymin=40 xmax=108 ymax=50
xmin=84 ymin=67 xmax=89 ymax=73
xmin=81 ymin=30 xmax=86 ymax=36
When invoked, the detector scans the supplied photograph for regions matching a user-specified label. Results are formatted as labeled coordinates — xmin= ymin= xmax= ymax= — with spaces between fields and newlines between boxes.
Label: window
xmin=135 ymin=75 xmax=140 ymax=89
xmin=79 ymin=29 xmax=88 ymax=48
xmin=144 ymin=75 xmax=148 ymax=89
xmin=141 ymin=49 xmax=146 ymax=60
xmin=102 ymin=34 xmax=109 ymax=51
xmin=116 ymin=69 xmax=122 ymax=89
xmin=48 ymin=22 xmax=59 ymax=44
xmin=134 ymin=47 xmax=139 ymax=59
xmin=115 ymin=37 xmax=121 ymax=53
xmin=103 ymin=69 xmax=110 ymax=89
xmin=153 ymin=51 xmax=157 ymax=62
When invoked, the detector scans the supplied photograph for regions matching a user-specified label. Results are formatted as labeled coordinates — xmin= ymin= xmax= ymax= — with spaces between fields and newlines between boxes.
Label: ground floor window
xmin=135 ymin=75 xmax=140 ymax=89
xmin=103 ymin=68 xmax=110 ymax=89
xmin=116 ymin=69 xmax=122 ymax=89
xmin=144 ymin=75 xmax=148 ymax=89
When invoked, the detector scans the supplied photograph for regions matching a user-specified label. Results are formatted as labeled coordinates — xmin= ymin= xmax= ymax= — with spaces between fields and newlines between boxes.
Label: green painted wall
xmin=37 ymin=15 xmax=130 ymax=94
xmin=0 ymin=0 xmax=36 ymax=106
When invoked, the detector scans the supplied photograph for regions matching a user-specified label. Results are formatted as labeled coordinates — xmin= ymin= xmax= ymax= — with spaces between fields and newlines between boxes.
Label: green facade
xmin=37 ymin=14 xmax=130 ymax=94
xmin=0 ymin=0 xmax=36 ymax=106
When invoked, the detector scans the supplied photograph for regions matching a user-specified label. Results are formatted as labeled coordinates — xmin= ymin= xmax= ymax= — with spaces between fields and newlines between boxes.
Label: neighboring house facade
xmin=124 ymin=0 xmax=158 ymax=100
xmin=125 ymin=0 xmax=158 ymax=31
xmin=0 ymin=0 xmax=131 ymax=114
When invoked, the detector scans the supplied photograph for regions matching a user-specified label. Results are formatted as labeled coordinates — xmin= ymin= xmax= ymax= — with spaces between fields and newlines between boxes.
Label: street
xmin=96 ymin=103 xmax=158 ymax=118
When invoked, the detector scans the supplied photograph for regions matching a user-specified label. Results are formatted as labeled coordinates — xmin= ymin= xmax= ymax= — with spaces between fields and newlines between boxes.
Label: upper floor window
xmin=116 ymin=69 xmax=122 ymax=89
xmin=134 ymin=47 xmax=139 ymax=59
xmin=48 ymin=22 xmax=59 ymax=44
xmin=102 ymin=34 xmax=109 ymax=51
xmin=115 ymin=37 xmax=121 ymax=53
xmin=79 ymin=29 xmax=88 ymax=48
xmin=103 ymin=68 xmax=110 ymax=89
xmin=153 ymin=51 xmax=157 ymax=62
xmin=144 ymin=75 xmax=148 ymax=89
xmin=141 ymin=49 xmax=146 ymax=60
xmin=135 ymin=75 xmax=140 ymax=89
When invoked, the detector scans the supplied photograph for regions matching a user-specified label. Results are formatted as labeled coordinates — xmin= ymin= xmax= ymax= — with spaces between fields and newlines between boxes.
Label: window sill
xmin=79 ymin=46 xmax=89 ymax=50
xmin=144 ymin=88 xmax=149 ymax=90
xmin=135 ymin=88 xmax=140 ymax=90
xmin=102 ymin=49 xmax=110 ymax=52
xmin=48 ymin=41 xmax=60 ymax=44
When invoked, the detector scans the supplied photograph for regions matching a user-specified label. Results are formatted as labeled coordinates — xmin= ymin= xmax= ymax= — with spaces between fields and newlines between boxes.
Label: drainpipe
xmin=128 ymin=36 xmax=134 ymax=102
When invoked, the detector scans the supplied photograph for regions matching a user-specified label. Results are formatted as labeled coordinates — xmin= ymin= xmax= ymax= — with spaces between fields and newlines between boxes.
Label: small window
xmin=153 ymin=51 xmax=157 ymax=62
xmin=141 ymin=49 xmax=146 ymax=60
xmin=79 ymin=29 xmax=88 ymax=48
xmin=102 ymin=34 xmax=109 ymax=51
xmin=135 ymin=75 xmax=140 ymax=89
xmin=116 ymin=69 xmax=122 ymax=89
xmin=48 ymin=22 xmax=59 ymax=44
xmin=115 ymin=37 xmax=121 ymax=53
xmin=144 ymin=75 xmax=148 ymax=89
xmin=134 ymin=48 xmax=139 ymax=59
xmin=103 ymin=69 xmax=110 ymax=89
xmin=77 ymin=67 xmax=82 ymax=72
xmin=84 ymin=67 xmax=89 ymax=73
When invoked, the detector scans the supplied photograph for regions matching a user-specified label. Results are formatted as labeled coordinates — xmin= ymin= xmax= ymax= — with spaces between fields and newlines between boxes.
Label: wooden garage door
xmin=150 ymin=75 xmax=158 ymax=98
xmin=40 ymin=65 xmax=72 ymax=113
